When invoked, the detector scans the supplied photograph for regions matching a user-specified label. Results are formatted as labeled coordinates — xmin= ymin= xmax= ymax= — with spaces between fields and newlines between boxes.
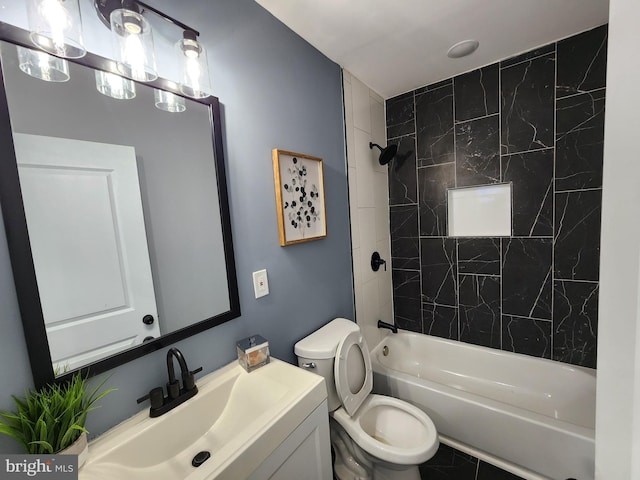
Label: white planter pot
xmin=59 ymin=431 xmax=88 ymax=468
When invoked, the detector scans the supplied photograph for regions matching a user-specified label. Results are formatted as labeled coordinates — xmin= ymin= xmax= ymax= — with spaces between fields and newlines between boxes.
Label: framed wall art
xmin=272 ymin=149 xmax=327 ymax=246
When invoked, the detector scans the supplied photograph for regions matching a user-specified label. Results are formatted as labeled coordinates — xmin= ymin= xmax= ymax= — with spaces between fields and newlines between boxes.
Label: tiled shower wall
xmin=343 ymin=70 xmax=393 ymax=350
xmin=386 ymin=25 xmax=607 ymax=369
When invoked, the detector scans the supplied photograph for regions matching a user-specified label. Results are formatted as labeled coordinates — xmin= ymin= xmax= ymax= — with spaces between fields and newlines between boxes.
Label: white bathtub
xmin=370 ymin=332 xmax=596 ymax=480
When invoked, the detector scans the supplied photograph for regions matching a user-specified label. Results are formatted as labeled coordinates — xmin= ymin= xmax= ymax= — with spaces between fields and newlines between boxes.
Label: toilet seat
xmin=332 ymin=394 xmax=439 ymax=465
xmin=334 ymin=330 xmax=373 ymax=416
xmin=332 ymin=331 xmax=439 ymax=466
xmin=296 ymin=318 xmax=439 ymax=478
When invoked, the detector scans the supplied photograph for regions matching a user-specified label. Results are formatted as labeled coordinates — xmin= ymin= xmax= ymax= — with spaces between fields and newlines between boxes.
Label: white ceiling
xmin=255 ymin=0 xmax=610 ymax=99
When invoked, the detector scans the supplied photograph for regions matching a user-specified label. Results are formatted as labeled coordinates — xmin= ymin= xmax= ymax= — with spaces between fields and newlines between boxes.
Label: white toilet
xmin=294 ymin=318 xmax=439 ymax=480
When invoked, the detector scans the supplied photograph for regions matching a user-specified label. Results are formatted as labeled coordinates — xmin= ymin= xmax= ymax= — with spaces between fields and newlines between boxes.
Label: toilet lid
xmin=334 ymin=330 xmax=372 ymax=416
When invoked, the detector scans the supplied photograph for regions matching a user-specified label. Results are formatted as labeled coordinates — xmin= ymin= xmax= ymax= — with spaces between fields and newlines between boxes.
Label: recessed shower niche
xmin=447 ymin=183 xmax=512 ymax=237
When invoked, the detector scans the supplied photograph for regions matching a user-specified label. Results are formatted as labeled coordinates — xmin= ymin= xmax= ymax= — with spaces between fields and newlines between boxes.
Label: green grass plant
xmin=0 ymin=374 xmax=114 ymax=454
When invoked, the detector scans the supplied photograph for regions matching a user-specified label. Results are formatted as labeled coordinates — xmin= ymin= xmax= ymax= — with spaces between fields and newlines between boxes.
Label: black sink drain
xmin=192 ymin=451 xmax=211 ymax=467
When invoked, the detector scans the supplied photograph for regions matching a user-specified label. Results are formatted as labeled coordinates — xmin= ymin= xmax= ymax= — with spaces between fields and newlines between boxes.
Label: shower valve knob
xmin=371 ymin=252 xmax=387 ymax=272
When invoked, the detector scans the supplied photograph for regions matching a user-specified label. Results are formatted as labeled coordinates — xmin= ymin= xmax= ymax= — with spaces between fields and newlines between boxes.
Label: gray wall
xmin=0 ymin=0 xmax=353 ymax=452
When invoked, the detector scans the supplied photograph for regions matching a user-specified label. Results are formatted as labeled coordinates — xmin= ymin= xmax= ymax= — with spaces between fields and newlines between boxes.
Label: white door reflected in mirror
xmin=14 ymin=133 xmax=160 ymax=372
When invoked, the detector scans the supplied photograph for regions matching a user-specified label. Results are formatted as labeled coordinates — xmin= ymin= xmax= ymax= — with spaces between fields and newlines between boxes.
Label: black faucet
xmin=137 ymin=348 xmax=203 ymax=418
xmin=377 ymin=320 xmax=398 ymax=334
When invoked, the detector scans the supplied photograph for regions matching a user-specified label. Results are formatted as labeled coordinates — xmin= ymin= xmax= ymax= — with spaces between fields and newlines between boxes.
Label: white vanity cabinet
xmin=248 ymin=401 xmax=332 ymax=480
xmin=79 ymin=359 xmax=331 ymax=480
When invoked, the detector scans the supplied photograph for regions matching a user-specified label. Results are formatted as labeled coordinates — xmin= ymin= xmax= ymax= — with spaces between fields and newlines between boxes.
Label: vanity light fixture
xmin=154 ymin=89 xmax=186 ymax=113
xmin=95 ymin=0 xmax=212 ymax=98
xmin=95 ymin=70 xmax=136 ymax=99
xmin=23 ymin=0 xmax=212 ymax=101
xmin=16 ymin=45 xmax=70 ymax=82
xmin=108 ymin=0 xmax=158 ymax=82
xmin=177 ymin=30 xmax=211 ymax=99
xmin=26 ymin=0 xmax=86 ymax=59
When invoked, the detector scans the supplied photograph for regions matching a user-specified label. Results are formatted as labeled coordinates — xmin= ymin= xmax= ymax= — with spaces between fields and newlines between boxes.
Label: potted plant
xmin=0 ymin=373 xmax=113 ymax=466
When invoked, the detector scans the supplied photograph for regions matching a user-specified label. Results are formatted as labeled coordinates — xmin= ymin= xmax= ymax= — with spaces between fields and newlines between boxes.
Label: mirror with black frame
xmin=0 ymin=23 xmax=240 ymax=389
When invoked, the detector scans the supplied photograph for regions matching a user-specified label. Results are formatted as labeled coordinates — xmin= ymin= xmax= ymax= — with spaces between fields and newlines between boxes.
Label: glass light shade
xmin=176 ymin=36 xmax=211 ymax=98
xmin=110 ymin=8 xmax=157 ymax=82
xmin=26 ymin=0 xmax=85 ymax=58
xmin=17 ymin=45 xmax=69 ymax=82
xmin=95 ymin=70 xmax=136 ymax=100
xmin=154 ymin=89 xmax=186 ymax=113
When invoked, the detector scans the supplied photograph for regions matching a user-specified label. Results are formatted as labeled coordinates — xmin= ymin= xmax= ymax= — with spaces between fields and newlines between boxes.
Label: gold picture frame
xmin=272 ymin=149 xmax=327 ymax=246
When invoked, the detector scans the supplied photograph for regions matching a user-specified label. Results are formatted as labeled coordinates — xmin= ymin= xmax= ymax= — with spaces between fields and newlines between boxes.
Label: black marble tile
xmin=502 ymin=315 xmax=552 ymax=359
xmin=423 ymin=303 xmax=458 ymax=340
xmin=455 ymin=115 xmax=500 ymax=187
xmin=553 ymin=280 xmax=598 ymax=368
xmin=415 ymin=78 xmax=453 ymax=95
xmin=555 ymin=90 xmax=606 ymax=191
xmin=390 ymin=205 xmax=420 ymax=270
xmin=457 ymin=238 xmax=500 ymax=275
xmin=389 ymin=135 xmax=418 ymax=205
xmin=477 ymin=461 xmax=525 ymax=480
xmin=557 ymin=24 xmax=608 ymax=98
xmin=501 ymin=53 xmax=555 ymax=155
xmin=392 ymin=269 xmax=422 ymax=333
xmin=386 ymin=92 xmax=415 ymax=139
xmin=459 ymin=275 xmax=501 ymax=349
xmin=421 ymin=238 xmax=457 ymax=307
xmin=384 ymin=28 xmax=606 ymax=372
xmin=554 ymin=190 xmax=602 ymax=281
xmin=416 ymin=85 xmax=455 ymax=167
xmin=501 ymin=43 xmax=555 ymax=68
xmin=501 ymin=149 xmax=554 ymax=236
xmin=418 ymin=163 xmax=455 ymax=236
xmin=419 ymin=443 xmax=477 ymax=480
xmin=454 ymin=64 xmax=499 ymax=122
xmin=502 ymin=238 xmax=553 ymax=320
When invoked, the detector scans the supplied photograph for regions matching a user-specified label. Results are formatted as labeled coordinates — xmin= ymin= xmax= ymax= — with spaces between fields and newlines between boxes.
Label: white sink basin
xmin=80 ymin=359 xmax=326 ymax=480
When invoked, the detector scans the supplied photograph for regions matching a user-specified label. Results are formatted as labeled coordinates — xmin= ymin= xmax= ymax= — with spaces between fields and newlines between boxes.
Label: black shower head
xmin=369 ymin=142 xmax=398 ymax=165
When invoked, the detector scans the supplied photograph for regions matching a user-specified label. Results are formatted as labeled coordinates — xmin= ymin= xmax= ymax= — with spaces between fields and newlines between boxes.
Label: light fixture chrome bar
xmin=135 ymin=1 xmax=199 ymax=37
xmin=94 ymin=0 xmax=199 ymax=37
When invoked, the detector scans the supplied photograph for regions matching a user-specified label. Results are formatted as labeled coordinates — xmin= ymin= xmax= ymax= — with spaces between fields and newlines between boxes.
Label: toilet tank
xmin=294 ymin=318 xmax=360 ymax=412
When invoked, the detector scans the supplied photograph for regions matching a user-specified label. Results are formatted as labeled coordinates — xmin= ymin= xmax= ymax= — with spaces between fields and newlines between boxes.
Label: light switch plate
xmin=252 ymin=269 xmax=269 ymax=298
